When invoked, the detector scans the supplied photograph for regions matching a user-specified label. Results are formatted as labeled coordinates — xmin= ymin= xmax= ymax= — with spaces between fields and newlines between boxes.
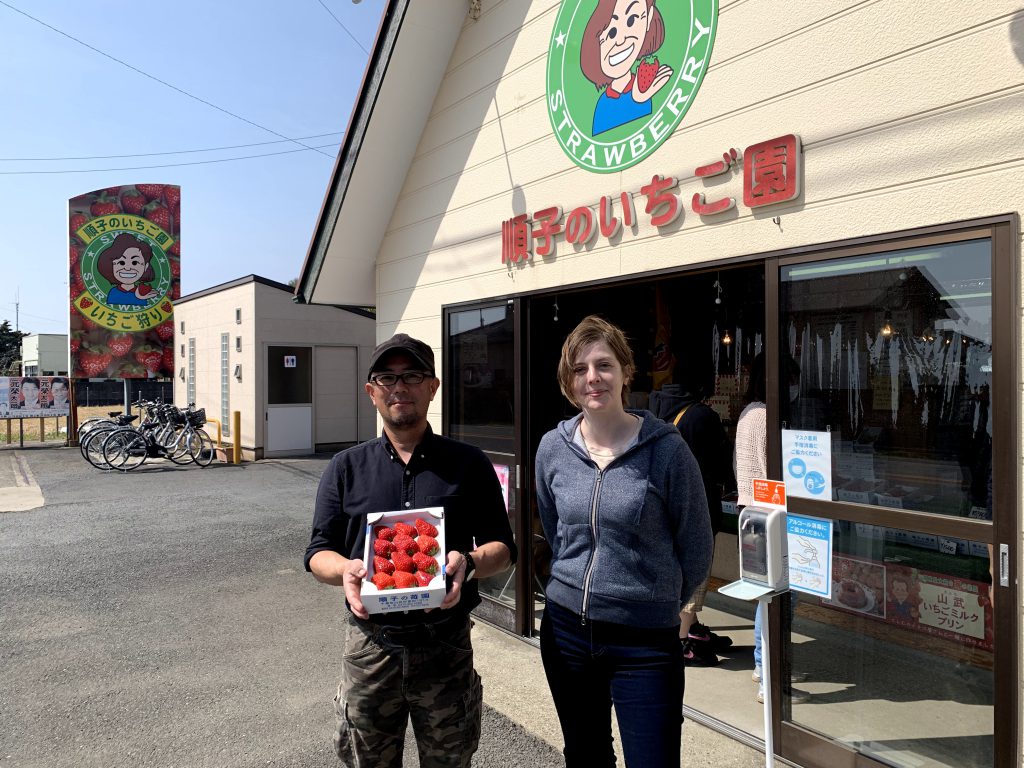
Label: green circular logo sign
xmin=546 ymin=0 xmax=717 ymax=173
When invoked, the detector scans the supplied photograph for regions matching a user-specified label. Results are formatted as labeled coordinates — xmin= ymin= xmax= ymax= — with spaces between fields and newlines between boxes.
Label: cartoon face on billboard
xmin=546 ymin=0 xmax=718 ymax=173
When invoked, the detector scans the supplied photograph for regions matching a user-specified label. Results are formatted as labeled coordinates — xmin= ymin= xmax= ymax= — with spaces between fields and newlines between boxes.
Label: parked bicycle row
xmin=78 ymin=398 xmax=215 ymax=472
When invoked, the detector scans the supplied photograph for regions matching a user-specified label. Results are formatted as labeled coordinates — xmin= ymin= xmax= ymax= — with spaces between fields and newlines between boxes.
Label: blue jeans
xmin=540 ymin=600 xmax=684 ymax=768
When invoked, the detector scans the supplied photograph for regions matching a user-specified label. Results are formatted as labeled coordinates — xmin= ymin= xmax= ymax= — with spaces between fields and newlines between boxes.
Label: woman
xmin=535 ymin=315 xmax=712 ymax=767
xmin=580 ymin=0 xmax=674 ymax=135
xmin=97 ymin=232 xmax=156 ymax=308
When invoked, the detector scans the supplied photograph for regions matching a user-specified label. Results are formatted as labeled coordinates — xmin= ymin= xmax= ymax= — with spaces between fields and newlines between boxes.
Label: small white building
xmin=21 ymin=334 xmax=69 ymax=376
xmin=174 ymin=275 xmax=376 ymax=459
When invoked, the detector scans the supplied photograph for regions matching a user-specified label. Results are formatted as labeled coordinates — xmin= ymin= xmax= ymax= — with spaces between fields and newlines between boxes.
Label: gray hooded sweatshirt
xmin=535 ymin=410 xmax=713 ymax=628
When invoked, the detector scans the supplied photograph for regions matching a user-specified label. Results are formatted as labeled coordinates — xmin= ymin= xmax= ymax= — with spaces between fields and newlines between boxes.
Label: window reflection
xmin=780 ymin=240 xmax=992 ymax=518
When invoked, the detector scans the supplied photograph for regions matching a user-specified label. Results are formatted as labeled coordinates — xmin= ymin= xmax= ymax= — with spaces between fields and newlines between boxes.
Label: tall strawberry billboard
xmin=68 ymin=185 xmax=180 ymax=378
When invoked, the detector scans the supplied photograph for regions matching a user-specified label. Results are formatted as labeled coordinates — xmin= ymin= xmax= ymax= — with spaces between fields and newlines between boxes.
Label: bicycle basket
xmin=186 ymin=408 xmax=206 ymax=427
xmin=169 ymin=408 xmax=187 ymax=427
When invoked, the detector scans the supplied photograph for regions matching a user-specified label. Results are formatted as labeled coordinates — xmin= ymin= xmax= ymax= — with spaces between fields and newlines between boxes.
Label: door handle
xmin=999 ymin=543 xmax=1009 ymax=587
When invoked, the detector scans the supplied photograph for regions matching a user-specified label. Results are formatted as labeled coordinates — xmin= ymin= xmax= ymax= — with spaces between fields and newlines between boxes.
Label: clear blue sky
xmin=0 ymin=0 xmax=383 ymax=336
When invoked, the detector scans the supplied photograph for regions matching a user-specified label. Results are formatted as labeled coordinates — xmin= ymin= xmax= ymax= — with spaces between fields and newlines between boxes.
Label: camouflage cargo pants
xmin=332 ymin=616 xmax=483 ymax=768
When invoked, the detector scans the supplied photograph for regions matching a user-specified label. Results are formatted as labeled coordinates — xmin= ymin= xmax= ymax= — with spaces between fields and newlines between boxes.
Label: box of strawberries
xmin=361 ymin=507 xmax=447 ymax=614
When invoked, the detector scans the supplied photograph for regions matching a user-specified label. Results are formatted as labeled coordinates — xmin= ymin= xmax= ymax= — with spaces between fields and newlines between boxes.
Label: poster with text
xmin=0 ymin=376 xmax=71 ymax=418
xmin=69 ymin=185 xmax=180 ymax=378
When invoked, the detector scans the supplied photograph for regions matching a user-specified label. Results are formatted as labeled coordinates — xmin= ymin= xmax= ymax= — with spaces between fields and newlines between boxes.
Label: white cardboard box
xmin=361 ymin=507 xmax=446 ymax=615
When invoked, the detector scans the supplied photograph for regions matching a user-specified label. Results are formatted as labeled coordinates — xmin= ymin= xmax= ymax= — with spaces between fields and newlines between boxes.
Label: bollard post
xmin=232 ymin=411 xmax=241 ymax=464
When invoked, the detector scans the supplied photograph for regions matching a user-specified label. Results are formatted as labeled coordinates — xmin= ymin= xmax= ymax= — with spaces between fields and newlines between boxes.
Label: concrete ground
xmin=0 ymin=445 xmax=764 ymax=767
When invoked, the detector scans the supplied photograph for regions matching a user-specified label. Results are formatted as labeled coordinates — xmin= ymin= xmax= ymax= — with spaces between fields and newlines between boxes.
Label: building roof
xmin=294 ymin=0 xmax=468 ymax=308
xmin=178 ymin=274 xmax=375 ymax=318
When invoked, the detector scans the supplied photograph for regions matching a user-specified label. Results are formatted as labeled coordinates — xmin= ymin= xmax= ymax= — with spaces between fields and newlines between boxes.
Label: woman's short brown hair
xmin=558 ymin=315 xmax=637 ymax=408
xmin=580 ymin=0 xmax=666 ymax=90
xmin=98 ymin=232 xmax=155 ymax=286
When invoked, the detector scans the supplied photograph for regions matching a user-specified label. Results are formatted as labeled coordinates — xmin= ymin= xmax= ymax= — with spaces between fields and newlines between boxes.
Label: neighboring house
xmin=21 ymin=334 xmax=68 ymax=376
xmin=174 ymin=275 xmax=375 ymax=459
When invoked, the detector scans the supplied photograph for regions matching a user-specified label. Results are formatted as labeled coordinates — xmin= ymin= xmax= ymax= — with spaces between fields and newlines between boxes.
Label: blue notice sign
xmin=786 ymin=514 xmax=832 ymax=598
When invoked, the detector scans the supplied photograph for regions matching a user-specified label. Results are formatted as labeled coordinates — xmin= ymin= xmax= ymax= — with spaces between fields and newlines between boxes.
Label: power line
xmin=0 ymin=0 xmax=336 ymax=159
xmin=0 ymin=132 xmax=344 ymax=162
xmin=0 ymin=141 xmax=340 ymax=175
xmin=316 ymin=0 xmax=370 ymax=54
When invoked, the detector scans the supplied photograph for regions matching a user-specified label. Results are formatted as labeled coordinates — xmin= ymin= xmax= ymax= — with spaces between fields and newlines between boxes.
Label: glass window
xmin=447 ymin=304 xmax=516 ymax=609
xmin=780 ymin=240 xmax=992 ymax=518
xmin=789 ymin=520 xmax=993 ymax=768
xmin=267 ymin=346 xmax=312 ymax=404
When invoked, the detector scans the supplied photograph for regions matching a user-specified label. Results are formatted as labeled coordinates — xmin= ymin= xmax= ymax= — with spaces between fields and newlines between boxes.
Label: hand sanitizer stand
xmin=719 ymin=505 xmax=789 ymax=768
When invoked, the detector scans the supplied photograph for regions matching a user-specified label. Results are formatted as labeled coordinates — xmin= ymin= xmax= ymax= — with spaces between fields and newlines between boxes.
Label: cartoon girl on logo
xmin=98 ymin=232 xmax=156 ymax=308
xmin=581 ymin=0 xmax=674 ymax=135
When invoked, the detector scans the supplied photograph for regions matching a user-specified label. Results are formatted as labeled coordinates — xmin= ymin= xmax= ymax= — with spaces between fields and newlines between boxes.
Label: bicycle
xmin=102 ymin=406 xmax=214 ymax=471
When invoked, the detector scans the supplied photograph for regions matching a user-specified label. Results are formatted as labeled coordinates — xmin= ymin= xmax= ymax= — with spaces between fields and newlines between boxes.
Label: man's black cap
xmin=367 ymin=334 xmax=435 ymax=380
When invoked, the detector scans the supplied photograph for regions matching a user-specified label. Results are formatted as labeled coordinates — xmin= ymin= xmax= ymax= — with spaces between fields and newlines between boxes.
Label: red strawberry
xmin=394 ymin=521 xmax=417 ymax=538
xmin=117 ymin=360 xmax=147 ymax=378
xmin=371 ymin=572 xmax=395 ymax=590
xmin=121 ymin=190 xmax=147 ymax=215
xmin=69 ymin=212 xmax=88 ymax=235
xmin=69 ymin=242 xmax=80 ymax=268
xmin=161 ymin=346 xmax=175 ymax=374
xmin=155 ymin=321 xmax=175 ymax=342
xmin=90 ymin=194 xmax=121 ymax=216
xmin=392 ymin=571 xmax=417 ymax=589
xmin=70 ymin=334 xmax=82 ymax=354
xmin=636 ymin=56 xmax=659 ymax=92
xmin=136 ymin=184 xmax=164 ymax=201
xmin=160 ymin=300 xmax=174 ymax=314
xmin=412 ymin=552 xmax=438 ymax=575
xmin=134 ymin=347 xmax=163 ymax=374
xmin=373 ymin=555 xmax=395 ymax=575
xmin=79 ymin=349 xmax=112 ymax=377
xmin=107 ymin=334 xmax=133 ymax=357
xmin=414 ymin=518 xmax=438 ymax=538
xmin=417 ymin=535 xmax=439 ymax=556
xmin=168 ymin=259 xmax=180 ymax=278
xmin=162 ymin=185 xmax=180 ymax=208
xmin=70 ymin=269 xmax=85 ymax=295
xmin=169 ymin=240 xmax=181 ymax=257
xmin=79 ymin=296 xmax=93 ymax=309
xmin=144 ymin=201 xmax=171 ymax=230
xmin=374 ymin=526 xmax=396 ymax=541
xmin=415 ymin=571 xmax=434 ymax=587
xmin=102 ymin=186 xmax=121 ymax=196
xmin=392 ymin=551 xmax=415 ymax=573
xmin=373 ymin=539 xmax=395 ymax=557
xmin=392 ymin=534 xmax=417 ymax=556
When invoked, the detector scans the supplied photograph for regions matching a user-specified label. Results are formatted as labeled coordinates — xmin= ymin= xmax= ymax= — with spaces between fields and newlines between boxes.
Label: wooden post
xmin=5 ymin=419 xmax=10 ymax=445
xmin=39 ymin=418 xmax=45 ymax=442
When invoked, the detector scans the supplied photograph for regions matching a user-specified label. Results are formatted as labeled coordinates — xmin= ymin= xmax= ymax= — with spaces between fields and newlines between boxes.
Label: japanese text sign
xmin=782 ymin=429 xmax=832 ymax=500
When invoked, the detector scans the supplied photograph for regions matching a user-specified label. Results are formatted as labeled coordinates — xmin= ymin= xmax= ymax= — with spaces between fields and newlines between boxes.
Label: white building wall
xmin=371 ymin=0 xmax=1024 ymax=728
xmin=21 ymin=334 xmax=68 ymax=375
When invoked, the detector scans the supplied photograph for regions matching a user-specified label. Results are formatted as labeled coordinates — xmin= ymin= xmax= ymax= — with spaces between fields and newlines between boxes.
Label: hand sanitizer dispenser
xmin=738 ymin=506 xmax=789 ymax=591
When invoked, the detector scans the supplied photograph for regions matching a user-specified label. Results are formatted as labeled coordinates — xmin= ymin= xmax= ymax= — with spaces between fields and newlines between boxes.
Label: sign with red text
xmin=752 ymin=478 xmax=787 ymax=511
xmin=501 ymin=134 xmax=802 ymax=264
xmin=69 ymin=185 xmax=180 ymax=379
xmin=0 ymin=376 xmax=70 ymax=418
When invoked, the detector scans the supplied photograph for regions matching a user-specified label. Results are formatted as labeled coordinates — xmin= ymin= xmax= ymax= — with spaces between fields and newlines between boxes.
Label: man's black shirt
xmin=305 ymin=427 xmax=517 ymax=625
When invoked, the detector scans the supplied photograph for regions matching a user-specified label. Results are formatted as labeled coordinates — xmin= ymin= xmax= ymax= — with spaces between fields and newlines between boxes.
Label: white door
xmin=314 ymin=346 xmax=358 ymax=445
xmin=265 ymin=345 xmax=313 ymax=456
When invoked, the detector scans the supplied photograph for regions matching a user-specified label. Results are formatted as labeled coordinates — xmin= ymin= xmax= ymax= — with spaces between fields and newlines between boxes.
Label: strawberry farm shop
xmin=295 ymin=1 xmax=1024 ymax=766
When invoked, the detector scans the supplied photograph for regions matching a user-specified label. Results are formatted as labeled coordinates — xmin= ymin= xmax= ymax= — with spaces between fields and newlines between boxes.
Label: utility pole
xmin=14 ymin=288 xmax=19 ymax=333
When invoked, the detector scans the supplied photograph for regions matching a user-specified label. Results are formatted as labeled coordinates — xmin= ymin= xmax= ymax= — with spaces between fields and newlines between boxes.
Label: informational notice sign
xmin=786 ymin=513 xmax=832 ymax=598
xmin=0 ymin=376 xmax=71 ymax=418
xmin=782 ymin=429 xmax=832 ymax=500
xmin=752 ymin=478 xmax=786 ymax=511
xmin=69 ymin=184 xmax=180 ymax=379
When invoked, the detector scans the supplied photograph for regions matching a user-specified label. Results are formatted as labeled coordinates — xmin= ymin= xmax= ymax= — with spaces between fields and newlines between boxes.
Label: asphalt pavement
xmin=0 ymin=446 xmax=763 ymax=767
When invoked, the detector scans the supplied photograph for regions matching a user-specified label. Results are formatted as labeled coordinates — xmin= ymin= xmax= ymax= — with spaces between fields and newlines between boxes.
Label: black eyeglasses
xmin=369 ymin=371 xmax=432 ymax=386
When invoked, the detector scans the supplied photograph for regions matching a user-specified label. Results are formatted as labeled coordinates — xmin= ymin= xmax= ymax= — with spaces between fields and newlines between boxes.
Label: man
xmin=305 ymin=333 xmax=516 ymax=768
xmin=20 ymin=377 xmax=40 ymax=410
xmin=650 ymin=361 xmax=732 ymax=666
xmin=50 ymin=377 xmax=69 ymax=409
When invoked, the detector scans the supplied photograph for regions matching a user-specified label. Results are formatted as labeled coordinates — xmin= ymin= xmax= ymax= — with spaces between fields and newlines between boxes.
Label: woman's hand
xmin=634 ymin=65 xmax=672 ymax=102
